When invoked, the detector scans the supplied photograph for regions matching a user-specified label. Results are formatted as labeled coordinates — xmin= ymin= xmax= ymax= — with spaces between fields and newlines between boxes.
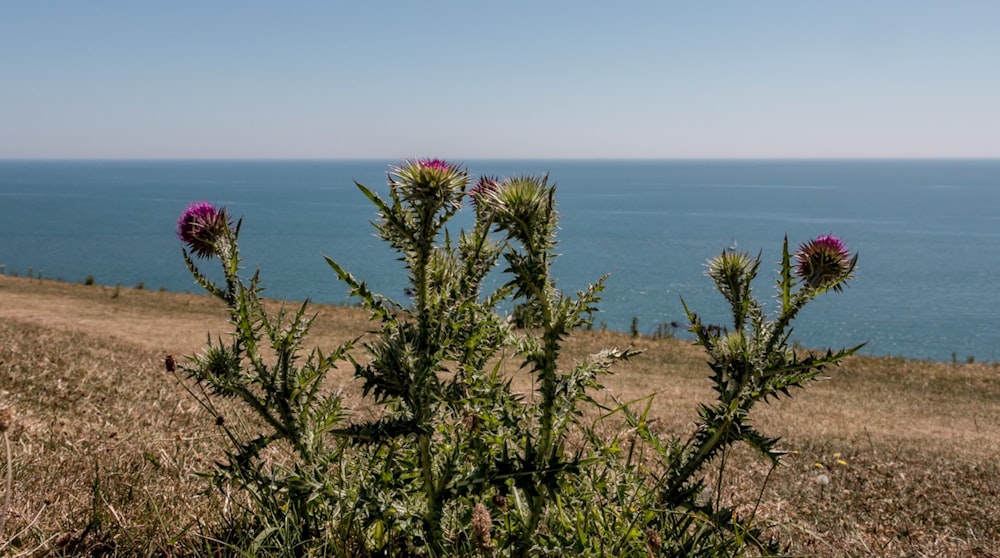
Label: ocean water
xmin=1 ymin=159 xmax=998 ymax=363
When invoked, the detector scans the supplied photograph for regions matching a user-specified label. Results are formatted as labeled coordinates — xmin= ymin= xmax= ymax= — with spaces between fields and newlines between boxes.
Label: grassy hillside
xmin=0 ymin=275 xmax=998 ymax=556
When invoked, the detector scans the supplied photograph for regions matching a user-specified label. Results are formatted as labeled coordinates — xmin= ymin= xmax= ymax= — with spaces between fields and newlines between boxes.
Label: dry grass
xmin=1 ymin=275 xmax=998 ymax=556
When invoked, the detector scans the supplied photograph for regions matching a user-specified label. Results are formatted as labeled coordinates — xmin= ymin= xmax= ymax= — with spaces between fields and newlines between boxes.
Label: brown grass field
xmin=0 ymin=274 xmax=997 ymax=556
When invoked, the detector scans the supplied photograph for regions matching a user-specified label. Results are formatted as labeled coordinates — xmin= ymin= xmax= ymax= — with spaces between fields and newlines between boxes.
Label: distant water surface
xmin=1 ymin=159 xmax=998 ymax=362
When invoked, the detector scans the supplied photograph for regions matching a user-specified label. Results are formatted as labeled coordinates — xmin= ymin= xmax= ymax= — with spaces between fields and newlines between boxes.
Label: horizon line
xmin=3 ymin=156 xmax=1000 ymax=163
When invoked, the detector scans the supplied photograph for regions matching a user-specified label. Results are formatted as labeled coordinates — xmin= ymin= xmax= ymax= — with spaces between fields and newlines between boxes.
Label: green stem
xmin=668 ymin=413 xmax=734 ymax=503
xmin=519 ymin=247 xmax=559 ymax=552
xmin=536 ymin=326 xmax=559 ymax=467
xmin=414 ymin=202 xmax=444 ymax=552
xmin=418 ymin=430 xmax=444 ymax=554
xmin=764 ymin=292 xmax=808 ymax=357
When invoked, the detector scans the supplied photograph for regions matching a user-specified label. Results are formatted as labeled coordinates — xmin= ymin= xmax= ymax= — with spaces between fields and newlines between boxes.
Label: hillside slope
xmin=0 ymin=276 xmax=997 ymax=556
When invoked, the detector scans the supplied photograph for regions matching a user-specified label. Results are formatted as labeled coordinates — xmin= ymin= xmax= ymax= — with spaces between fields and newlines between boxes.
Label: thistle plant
xmin=643 ymin=235 xmax=862 ymax=550
xmin=175 ymin=167 xmax=862 ymax=556
xmin=174 ymin=201 xmax=353 ymax=543
xmin=472 ymin=174 xmax=636 ymax=554
xmin=325 ymin=160 xmax=515 ymax=553
xmin=323 ymin=166 xmax=632 ymax=555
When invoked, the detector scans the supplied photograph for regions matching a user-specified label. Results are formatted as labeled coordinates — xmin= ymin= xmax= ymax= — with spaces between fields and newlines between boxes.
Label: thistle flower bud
xmin=485 ymin=176 xmax=556 ymax=246
xmin=176 ymin=202 xmax=231 ymax=259
xmin=389 ymin=159 xmax=467 ymax=208
xmin=706 ymin=250 xmax=755 ymax=287
xmin=795 ymin=235 xmax=854 ymax=291
xmin=469 ymin=176 xmax=503 ymax=211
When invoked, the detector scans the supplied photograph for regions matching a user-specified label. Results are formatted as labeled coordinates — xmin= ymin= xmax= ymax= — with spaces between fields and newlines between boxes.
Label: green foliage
xmin=326 ymin=161 xmax=516 ymax=554
xmin=175 ymin=216 xmax=356 ymax=545
xmin=652 ymin=239 xmax=862 ymax=549
xmin=177 ymin=162 xmax=861 ymax=556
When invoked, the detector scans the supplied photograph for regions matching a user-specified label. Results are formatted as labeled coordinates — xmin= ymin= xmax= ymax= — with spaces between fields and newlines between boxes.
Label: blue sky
xmin=2 ymin=1 xmax=998 ymax=159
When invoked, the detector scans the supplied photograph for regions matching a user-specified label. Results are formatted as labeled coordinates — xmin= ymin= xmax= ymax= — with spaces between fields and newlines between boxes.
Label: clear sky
xmin=2 ymin=1 xmax=998 ymax=159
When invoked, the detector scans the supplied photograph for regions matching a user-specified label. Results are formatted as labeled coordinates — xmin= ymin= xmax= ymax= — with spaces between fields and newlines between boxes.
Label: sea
xmin=1 ymin=159 xmax=998 ymax=363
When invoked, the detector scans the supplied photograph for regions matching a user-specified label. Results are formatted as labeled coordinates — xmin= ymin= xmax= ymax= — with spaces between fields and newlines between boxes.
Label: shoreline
xmin=0 ymin=272 xmax=986 ymax=364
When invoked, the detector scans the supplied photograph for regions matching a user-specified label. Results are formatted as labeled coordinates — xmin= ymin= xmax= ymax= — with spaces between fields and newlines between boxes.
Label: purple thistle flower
xmin=469 ymin=176 xmax=503 ymax=209
xmin=795 ymin=234 xmax=853 ymax=290
xmin=177 ymin=201 xmax=230 ymax=259
xmin=417 ymin=158 xmax=453 ymax=172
